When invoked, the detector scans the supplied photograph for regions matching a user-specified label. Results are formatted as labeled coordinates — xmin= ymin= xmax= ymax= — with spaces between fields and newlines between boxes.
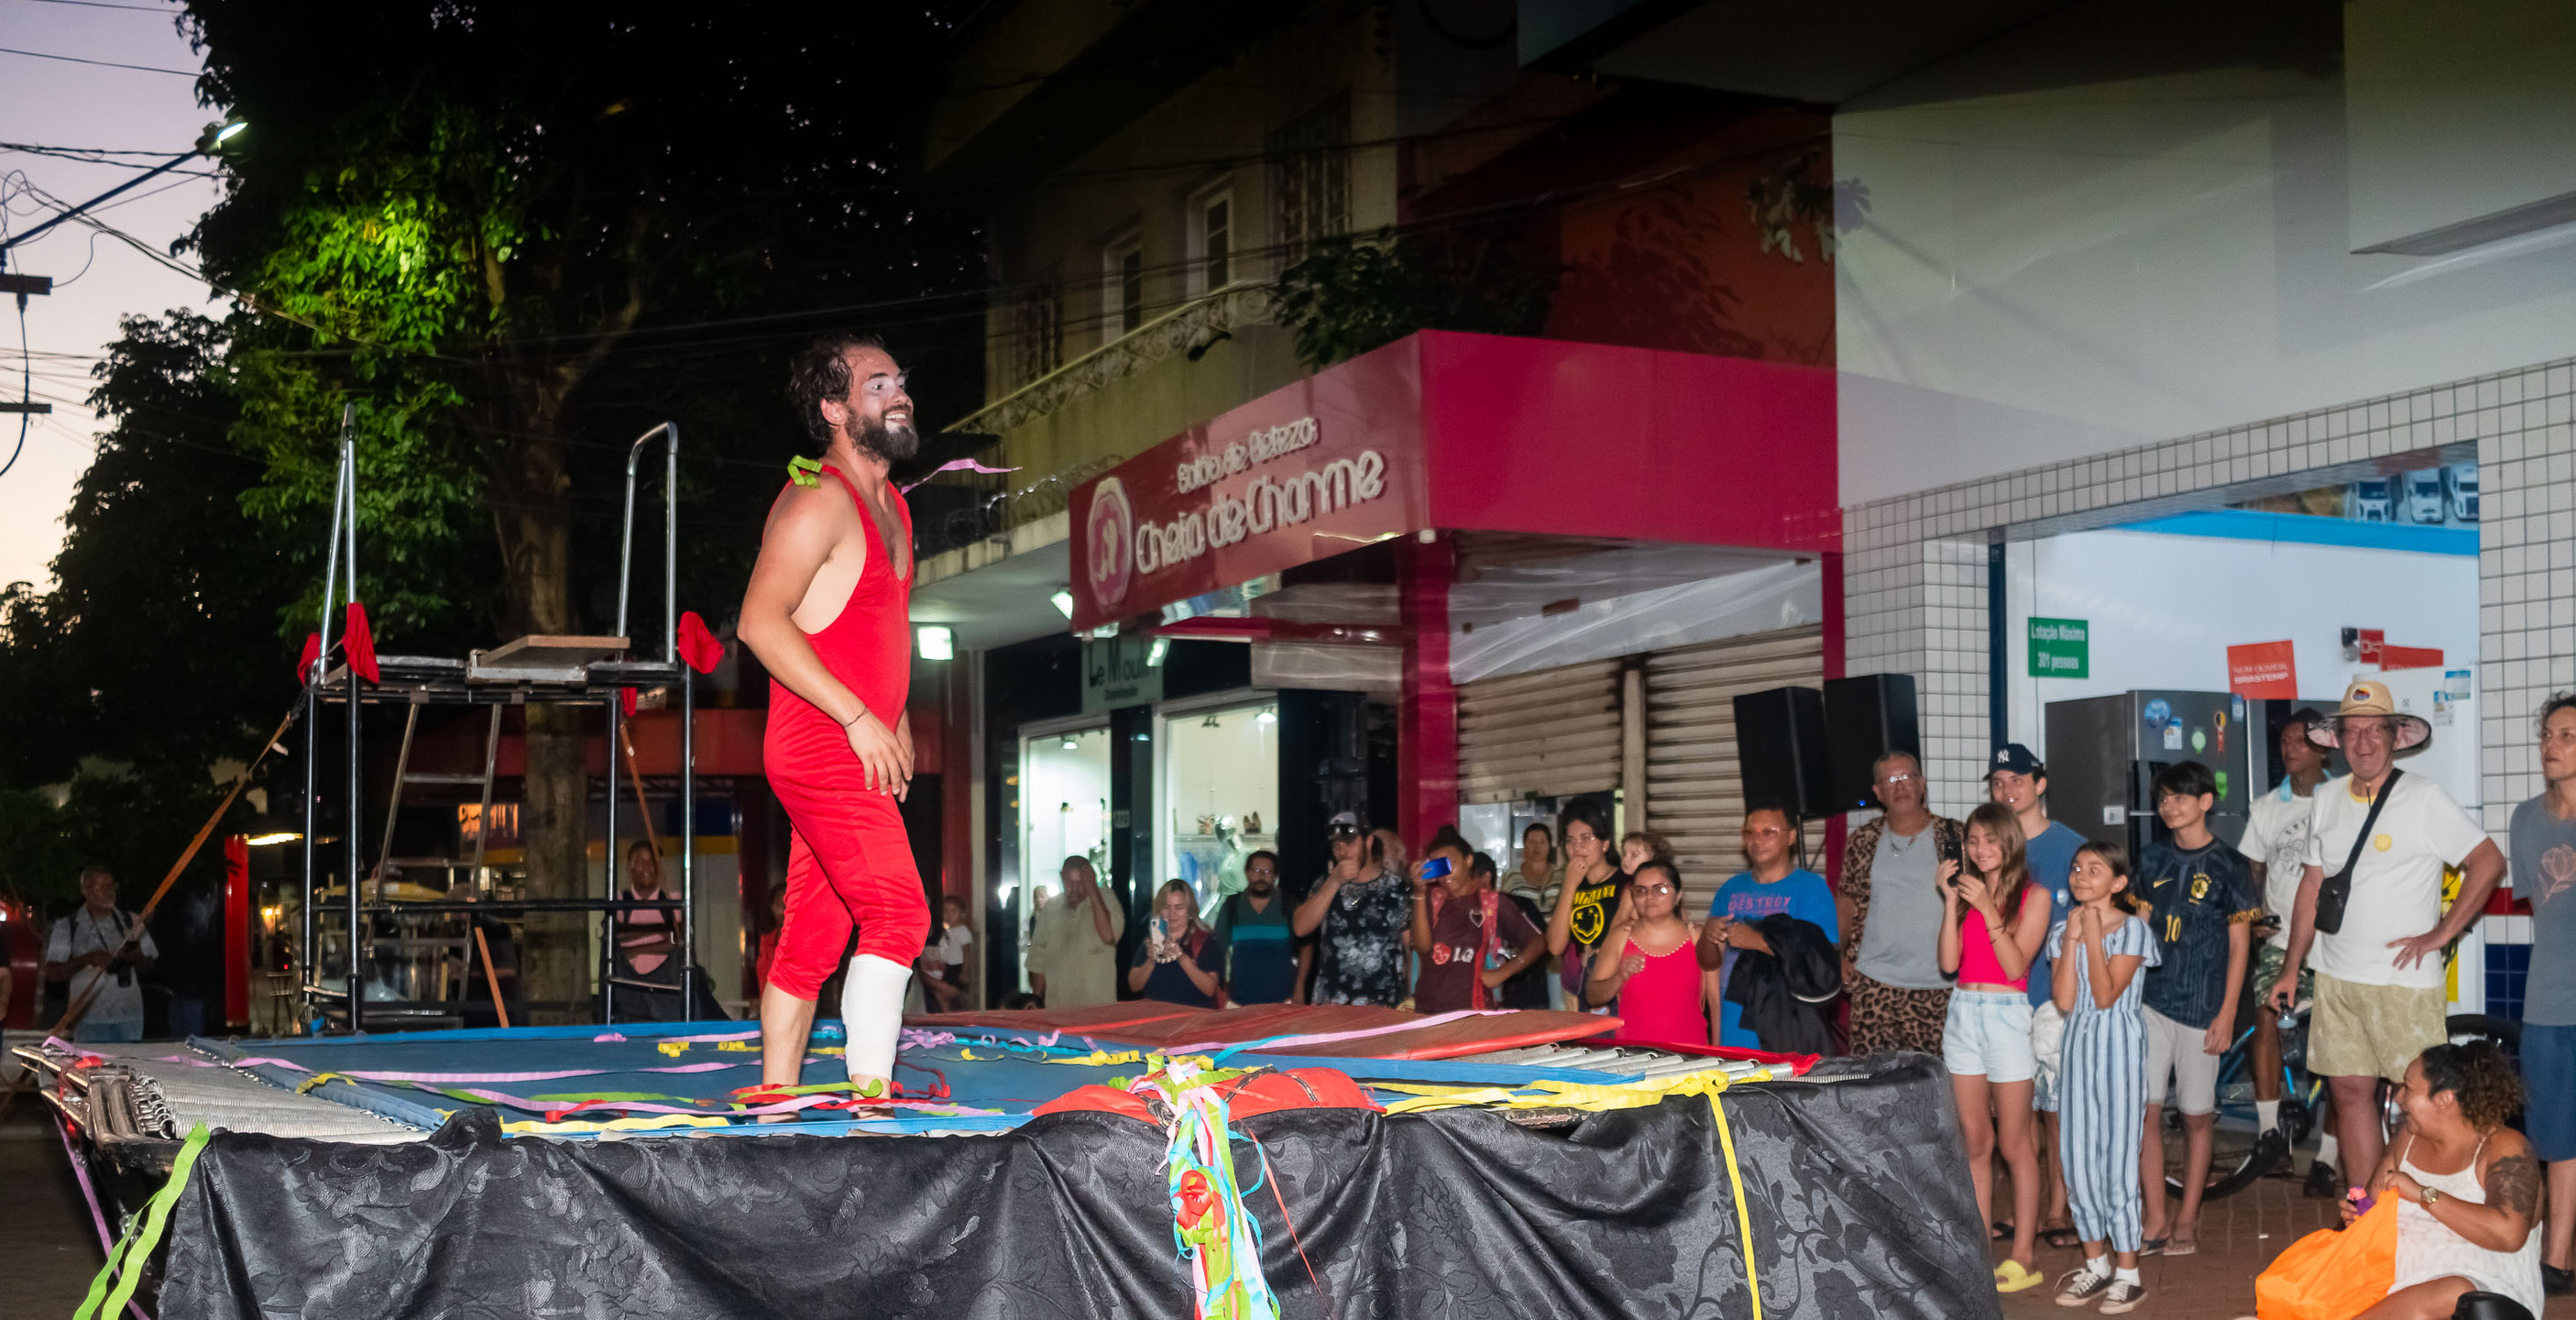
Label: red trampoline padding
xmin=1266 ymin=1009 xmax=1625 ymax=1061
xmin=1030 ymin=1068 xmax=1378 ymax=1126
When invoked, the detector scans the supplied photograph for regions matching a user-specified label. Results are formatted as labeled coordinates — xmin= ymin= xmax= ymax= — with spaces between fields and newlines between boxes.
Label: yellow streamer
xmin=504 ymin=1113 xmax=729 ymax=1135
xmin=293 ymin=1072 xmax=353 ymax=1095
xmin=657 ymin=1041 xmax=690 ymax=1058
xmin=1377 ymin=1062 xmax=1771 ymax=1319
xmin=716 ymin=1040 xmax=758 ymax=1052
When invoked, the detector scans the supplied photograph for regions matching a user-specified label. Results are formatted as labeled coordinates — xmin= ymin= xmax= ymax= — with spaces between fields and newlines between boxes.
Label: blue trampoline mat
xmin=183 ymin=1018 xmax=1637 ymax=1138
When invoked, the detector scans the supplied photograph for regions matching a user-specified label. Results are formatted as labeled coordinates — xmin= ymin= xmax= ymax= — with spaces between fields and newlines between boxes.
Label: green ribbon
xmin=76 ymin=1122 xmax=212 ymax=1320
xmin=786 ymin=456 xmax=824 ymax=487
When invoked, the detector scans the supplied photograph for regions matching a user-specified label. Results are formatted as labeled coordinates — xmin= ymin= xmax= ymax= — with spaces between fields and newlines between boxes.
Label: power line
xmin=6 ymin=0 xmax=181 ymax=11
xmin=0 ymin=45 xmax=199 ymax=77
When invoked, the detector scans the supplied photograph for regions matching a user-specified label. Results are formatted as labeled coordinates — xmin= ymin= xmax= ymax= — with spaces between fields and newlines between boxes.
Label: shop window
xmin=1017 ymin=725 xmax=1113 ymax=988
xmin=1190 ymin=187 xmax=1234 ymax=293
xmin=1270 ymin=92 xmax=1349 ymax=266
xmin=1157 ymin=700 xmax=1281 ymax=910
xmin=1103 ymin=234 xmax=1144 ymax=336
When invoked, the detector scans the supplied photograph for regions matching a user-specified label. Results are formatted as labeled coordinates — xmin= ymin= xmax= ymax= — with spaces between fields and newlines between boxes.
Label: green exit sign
xmin=2029 ymin=617 xmax=2090 ymax=677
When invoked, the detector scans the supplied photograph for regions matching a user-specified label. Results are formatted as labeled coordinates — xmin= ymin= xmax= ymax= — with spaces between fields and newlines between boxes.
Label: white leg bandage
xmin=840 ymin=952 xmax=911 ymax=1086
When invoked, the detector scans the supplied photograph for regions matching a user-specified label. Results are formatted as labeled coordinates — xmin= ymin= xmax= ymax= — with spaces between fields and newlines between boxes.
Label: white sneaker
xmin=2099 ymin=1279 xmax=2147 ymax=1314
xmin=2055 ymin=1268 xmax=2112 ymax=1307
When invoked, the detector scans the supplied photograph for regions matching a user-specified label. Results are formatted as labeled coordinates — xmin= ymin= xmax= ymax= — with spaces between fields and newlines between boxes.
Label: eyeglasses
xmin=1878 ymin=772 xmax=1917 ymax=786
xmin=1633 ymin=883 xmax=1676 ymax=896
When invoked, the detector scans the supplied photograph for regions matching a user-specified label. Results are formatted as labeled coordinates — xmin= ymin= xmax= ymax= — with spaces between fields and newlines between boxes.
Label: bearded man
xmin=737 ymin=333 xmax=928 ymax=1097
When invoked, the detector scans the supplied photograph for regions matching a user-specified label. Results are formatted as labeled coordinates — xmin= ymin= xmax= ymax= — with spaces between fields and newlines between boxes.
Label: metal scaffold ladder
xmin=297 ymin=418 xmax=698 ymax=1032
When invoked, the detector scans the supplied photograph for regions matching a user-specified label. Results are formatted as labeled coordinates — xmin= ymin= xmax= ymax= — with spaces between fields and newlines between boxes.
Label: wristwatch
xmin=2421 ymin=1186 xmax=2441 ymax=1208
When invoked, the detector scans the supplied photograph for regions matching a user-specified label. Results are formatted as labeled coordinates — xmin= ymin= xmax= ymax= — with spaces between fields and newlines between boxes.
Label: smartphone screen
xmin=1422 ymin=856 xmax=1453 ymax=880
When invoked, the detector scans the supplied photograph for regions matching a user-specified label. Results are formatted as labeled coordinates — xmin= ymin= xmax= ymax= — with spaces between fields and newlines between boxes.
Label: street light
xmin=0 ymin=118 xmax=247 ymax=258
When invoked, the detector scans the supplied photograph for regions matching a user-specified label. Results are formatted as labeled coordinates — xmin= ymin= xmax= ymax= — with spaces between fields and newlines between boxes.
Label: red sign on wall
xmin=2378 ymin=644 xmax=2444 ymax=672
xmin=1068 ymin=348 xmax=1430 ymax=631
xmin=2227 ymin=640 xmax=2298 ymax=698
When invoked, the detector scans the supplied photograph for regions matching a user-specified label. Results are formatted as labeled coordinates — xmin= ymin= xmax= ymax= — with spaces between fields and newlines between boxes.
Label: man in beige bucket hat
xmin=2266 ymin=678 xmax=2505 ymax=1199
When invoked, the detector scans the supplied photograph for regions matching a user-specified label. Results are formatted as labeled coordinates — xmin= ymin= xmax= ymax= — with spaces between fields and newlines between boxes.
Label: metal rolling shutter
xmin=1643 ymin=625 xmax=1826 ymax=914
xmin=1456 ymin=658 xmax=1623 ymax=805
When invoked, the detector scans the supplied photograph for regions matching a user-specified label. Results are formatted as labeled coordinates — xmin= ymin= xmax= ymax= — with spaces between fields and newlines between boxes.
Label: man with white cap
xmin=2268 ymin=678 xmax=2506 ymax=1200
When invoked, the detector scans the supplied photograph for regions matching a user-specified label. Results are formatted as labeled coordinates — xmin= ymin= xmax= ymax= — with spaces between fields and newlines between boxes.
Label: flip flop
xmin=2165 ymin=1234 xmax=2198 ymax=1258
xmin=1994 ymin=1260 xmax=2044 ymax=1293
xmin=2042 ymin=1226 xmax=2084 ymax=1250
xmin=1990 ymin=1220 xmax=2015 ymax=1241
xmin=2139 ymin=1238 xmax=2167 ymax=1257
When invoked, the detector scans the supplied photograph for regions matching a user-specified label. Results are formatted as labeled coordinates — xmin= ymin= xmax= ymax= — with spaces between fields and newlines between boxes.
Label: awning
xmin=1065 ymin=330 xmax=1835 ymax=632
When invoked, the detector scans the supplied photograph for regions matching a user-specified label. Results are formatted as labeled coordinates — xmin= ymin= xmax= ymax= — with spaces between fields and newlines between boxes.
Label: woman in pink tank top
xmin=1586 ymin=860 xmax=1713 ymax=1046
xmin=1936 ymin=802 xmax=2056 ymax=1292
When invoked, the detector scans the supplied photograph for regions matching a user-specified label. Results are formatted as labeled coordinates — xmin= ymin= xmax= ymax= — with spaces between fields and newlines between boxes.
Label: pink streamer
xmin=1158 ymin=1009 xmax=1507 ymax=1056
xmin=899 ymin=457 xmax=1019 ymax=493
xmin=53 ymin=1115 xmax=153 ymax=1320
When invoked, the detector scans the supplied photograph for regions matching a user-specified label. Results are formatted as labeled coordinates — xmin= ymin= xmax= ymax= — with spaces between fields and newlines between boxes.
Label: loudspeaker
xmin=1733 ymin=687 xmax=1831 ymax=820
xmin=1825 ymin=674 xmax=1922 ymax=812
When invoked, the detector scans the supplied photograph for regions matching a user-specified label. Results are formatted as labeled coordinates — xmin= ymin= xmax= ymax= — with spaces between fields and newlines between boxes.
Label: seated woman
xmin=2348 ymin=1040 xmax=2542 ymax=1319
xmin=1129 ymin=880 xmax=1224 ymax=1008
xmin=1585 ymin=859 xmax=1710 ymax=1045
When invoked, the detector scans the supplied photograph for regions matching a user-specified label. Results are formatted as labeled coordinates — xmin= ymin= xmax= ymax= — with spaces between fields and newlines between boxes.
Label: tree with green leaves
xmin=0 ymin=310 xmax=330 ymax=916
xmin=180 ymin=1 xmax=985 ymax=1012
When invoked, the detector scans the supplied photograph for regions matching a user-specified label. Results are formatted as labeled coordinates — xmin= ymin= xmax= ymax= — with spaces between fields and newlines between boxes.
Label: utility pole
xmin=0 ymin=120 xmax=242 ymax=467
xmin=0 ymin=272 xmax=53 ymax=419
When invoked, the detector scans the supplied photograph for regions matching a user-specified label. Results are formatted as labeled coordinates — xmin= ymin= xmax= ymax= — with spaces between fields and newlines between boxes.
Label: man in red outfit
xmin=739 ymin=334 xmax=929 ymax=1095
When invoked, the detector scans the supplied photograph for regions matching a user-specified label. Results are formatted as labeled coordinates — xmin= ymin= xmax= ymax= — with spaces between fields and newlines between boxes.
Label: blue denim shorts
xmin=1942 ymin=989 xmax=2036 ymax=1084
xmin=2523 ymin=1022 xmax=2576 ymax=1162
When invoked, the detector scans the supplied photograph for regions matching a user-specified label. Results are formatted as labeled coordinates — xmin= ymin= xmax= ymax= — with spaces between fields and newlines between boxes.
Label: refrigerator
xmin=2044 ymin=690 xmax=2261 ymax=859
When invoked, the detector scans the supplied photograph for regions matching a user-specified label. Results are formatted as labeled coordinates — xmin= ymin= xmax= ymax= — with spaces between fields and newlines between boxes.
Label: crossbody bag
xmin=2313 ymin=769 xmax=2399 ymax=937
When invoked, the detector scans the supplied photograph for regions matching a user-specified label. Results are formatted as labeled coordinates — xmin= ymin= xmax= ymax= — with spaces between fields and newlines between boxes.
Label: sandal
xmin=2042 ymin=1226 xmax=2084 ymax=1250
xmin=1990 ymin=1220 xmax=2015 ymax=1242
xmin=2165 ymin=1233 xmax=2198 ymax=1258
xmin=2139 ymin=1237 xmax=2167 ymax=1256
xmin=1993 ymin=1260 xmax=2044 ymax=1293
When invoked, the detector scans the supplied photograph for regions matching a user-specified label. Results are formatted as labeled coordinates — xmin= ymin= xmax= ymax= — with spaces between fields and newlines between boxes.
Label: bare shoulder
xmin=761 ymin=478 xmax=860 ymax=554
xmin=2483 ymin=1134 xmax=2541 ymax=1216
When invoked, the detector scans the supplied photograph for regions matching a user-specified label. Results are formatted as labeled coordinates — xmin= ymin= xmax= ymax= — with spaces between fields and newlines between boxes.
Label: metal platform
xmin=296 ymin=420 xmax=701 ymax=1031
xmin=14 ymin=1040 xmax=419 ymax=1174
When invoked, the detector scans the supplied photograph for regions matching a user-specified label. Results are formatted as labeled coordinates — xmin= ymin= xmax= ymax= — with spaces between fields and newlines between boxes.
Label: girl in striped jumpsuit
xmin=2049 ymin=841 xmax=2160 ymax=1313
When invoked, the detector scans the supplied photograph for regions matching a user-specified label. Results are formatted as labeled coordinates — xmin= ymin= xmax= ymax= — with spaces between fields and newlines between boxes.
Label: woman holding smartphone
xmin=1130 ymin=880 xmax=1224 ymax=1007
xmin=1937 ymin=802 xmax=2055 ymax=1294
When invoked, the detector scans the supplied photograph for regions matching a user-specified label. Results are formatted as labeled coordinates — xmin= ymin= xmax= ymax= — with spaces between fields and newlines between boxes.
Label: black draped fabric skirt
xmin=160 ymin=1054 xmax=1996 ymax=1320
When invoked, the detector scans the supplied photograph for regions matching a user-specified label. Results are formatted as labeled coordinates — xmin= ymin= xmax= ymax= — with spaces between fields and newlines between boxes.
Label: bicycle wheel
xmin=2165 ymin=1015 xmax=2293 ymax=1201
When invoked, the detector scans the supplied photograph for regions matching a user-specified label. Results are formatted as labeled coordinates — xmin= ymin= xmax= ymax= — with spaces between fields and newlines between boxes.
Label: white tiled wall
xmin=1843 ymin=358 xmax=2574 ymax=832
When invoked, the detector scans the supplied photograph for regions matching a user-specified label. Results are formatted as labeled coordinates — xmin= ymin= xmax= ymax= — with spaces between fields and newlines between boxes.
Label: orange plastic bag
xmin=2255 ymin=1197 xmax=2398 ymax=1320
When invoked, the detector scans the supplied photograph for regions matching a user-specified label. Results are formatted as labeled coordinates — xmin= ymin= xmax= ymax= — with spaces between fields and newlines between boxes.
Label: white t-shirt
xmin=45 ymin=908 xmax=159 ymax=1029
xmin=938 ymin=924 xmax=972 ymax=968
xmin=2302 ymin=773 xmax=2489 ymax=989
xmin=2241 ymin=783 xmax=2320 ymax=951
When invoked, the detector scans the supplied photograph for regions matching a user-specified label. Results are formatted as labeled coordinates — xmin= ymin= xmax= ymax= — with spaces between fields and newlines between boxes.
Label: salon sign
xmin=1069 ymin=388 xmax=1425 ymax=632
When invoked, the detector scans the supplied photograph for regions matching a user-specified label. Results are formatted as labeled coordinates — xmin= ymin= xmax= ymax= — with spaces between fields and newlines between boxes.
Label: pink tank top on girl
xmin=1956 ymin=888 xmax=2042 ymax=988
xmin=1612 ymin=939 xmax=1706 ymax=1045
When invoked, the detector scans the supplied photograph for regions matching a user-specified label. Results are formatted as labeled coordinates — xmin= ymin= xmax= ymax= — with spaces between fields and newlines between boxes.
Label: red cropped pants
xmin=764 ymin=754 xmax=930 ymax=1002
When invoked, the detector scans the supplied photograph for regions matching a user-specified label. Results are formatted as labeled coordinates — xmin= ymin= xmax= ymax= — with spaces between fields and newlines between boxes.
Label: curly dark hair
xmin=2419 ymin=1040 xmax=2524 ymax=1128
xmin=786 ymin=332 xmax=888 ymax=449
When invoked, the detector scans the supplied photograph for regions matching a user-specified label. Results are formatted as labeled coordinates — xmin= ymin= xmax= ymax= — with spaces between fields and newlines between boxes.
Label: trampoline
xmin=26 ymin=1011 xmax=2004 ymax=1320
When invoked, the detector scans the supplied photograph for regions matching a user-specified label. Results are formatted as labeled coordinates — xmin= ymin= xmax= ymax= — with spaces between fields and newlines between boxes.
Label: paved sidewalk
xmin=1991 ymin=1167 xmax=2576 ymax=1317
